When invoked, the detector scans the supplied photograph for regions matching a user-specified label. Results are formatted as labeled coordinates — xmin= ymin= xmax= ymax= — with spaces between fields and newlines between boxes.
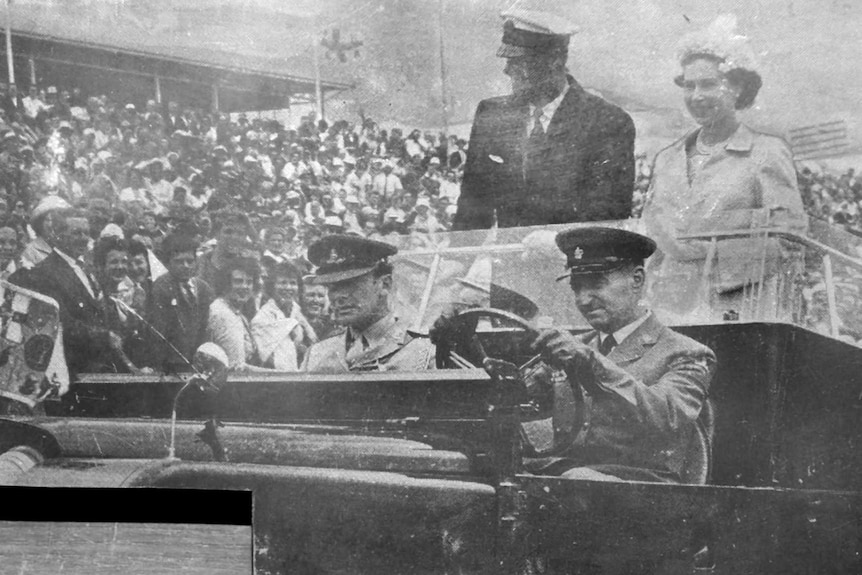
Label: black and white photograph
xmin=0 ymin=0 xmax=860 ymax=573
xmin=0 ymin=521 xmax=251 ymax=574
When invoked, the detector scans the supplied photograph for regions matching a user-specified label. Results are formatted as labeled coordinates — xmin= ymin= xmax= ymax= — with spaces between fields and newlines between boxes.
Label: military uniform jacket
xmin=301 ymin=313 xmax=434 ymax=374
xmin=524 ymin=314 xmax=715 ymax=483
xmin=453 ymin=76 xmax=635 ymax=230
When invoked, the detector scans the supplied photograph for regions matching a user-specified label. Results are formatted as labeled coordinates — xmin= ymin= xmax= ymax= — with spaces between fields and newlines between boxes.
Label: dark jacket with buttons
xmin=9 ymin=251 xmax=114 ymax=375
xmin=149 ymin=274 xmax=214 ymax=372
xmin=453 ymin=76 xmax=635 ymax=231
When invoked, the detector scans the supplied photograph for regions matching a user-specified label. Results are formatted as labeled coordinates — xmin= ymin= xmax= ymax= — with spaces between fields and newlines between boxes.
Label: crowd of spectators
xmin=3 ymin=82 xmax=862 ymax=372
xmin=0 ymin=83 xmax=468 ymax=255
xmin=797 ymin=166 xmax=862 ymax=231
xmin=0 ymin=82 xmax=472 ymax=373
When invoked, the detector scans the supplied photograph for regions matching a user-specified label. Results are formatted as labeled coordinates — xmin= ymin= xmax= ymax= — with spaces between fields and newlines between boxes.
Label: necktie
xmin=526 ymin=107 xmax=546 ymax=172
xmin=598 ymin=334 xmax=617 ymax=356
xmin=346 ymin=332 xmax=369 ymax=364
xmin=530 ymin=107 xmax=545 ymax=138
xmin=180 ymin=281 xmax=195 ymax=306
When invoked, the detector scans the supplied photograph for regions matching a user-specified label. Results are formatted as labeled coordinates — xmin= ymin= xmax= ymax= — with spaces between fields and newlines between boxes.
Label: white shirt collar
xmin=529 ymin=82 xmax=570 ymax=132
xmin=601 ymin=310 xmax=651 ymax=347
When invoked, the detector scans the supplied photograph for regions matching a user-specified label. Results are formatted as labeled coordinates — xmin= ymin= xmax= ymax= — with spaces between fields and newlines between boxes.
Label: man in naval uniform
xmin=526 ymin=227 xmax=716 ymax=483
xmin=301 ymin=235 xmax=435 ymax=373
xmin=452 ymin=2 xmax=635 ymax=231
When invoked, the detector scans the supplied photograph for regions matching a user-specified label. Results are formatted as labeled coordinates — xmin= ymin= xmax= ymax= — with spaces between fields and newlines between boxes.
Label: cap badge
xmin=326 ymin=249 xmax=346 ymax=265
xmin=573 ymin=247 xmax=584 ymax=260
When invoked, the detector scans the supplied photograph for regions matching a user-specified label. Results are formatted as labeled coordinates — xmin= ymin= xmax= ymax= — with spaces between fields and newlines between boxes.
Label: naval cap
xmin=555 ymin=227 xmax=656 ymax=280
xmin=497 ymin=1 xmax=576 ymax=58
xmin=308 ymin=234 xmax=397 ymax=284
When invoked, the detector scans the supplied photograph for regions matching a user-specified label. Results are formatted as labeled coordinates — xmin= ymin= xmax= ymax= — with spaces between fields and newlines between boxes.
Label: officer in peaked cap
xmin=452 ymin=0 xmax=635 ymax=232
xmin=301 ymin=235 xmax=435 ymax=373
xmin=554 ymin=226 xmax=657 ymax=280
xmin=523 ymin=226 xmax=717 ymax=484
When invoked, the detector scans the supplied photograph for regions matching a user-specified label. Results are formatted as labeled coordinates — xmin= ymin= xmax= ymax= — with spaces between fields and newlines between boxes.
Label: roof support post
xmin=28 ymin=57 xmax=35 ymax=87
xmin=154 ymin=75 xmax=162 ymax=104
xmin=5 ymin=0 xmax=14 ymax=85
xmin=211 ymin=83 xmax=219 ymax=113
xmin=312 ymin=28 xmax=323 ymax=122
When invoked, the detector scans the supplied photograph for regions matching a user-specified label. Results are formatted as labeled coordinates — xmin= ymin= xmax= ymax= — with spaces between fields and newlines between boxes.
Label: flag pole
xmin=5 ymin=0 xmax=14 ymax=85
xmin=437 ymin=0 xmax=449 ymax=136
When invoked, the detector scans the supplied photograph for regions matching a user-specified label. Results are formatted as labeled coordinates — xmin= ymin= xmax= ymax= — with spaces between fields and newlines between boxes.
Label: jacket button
xmin=582 ymin=422 xmax=590 ymax=430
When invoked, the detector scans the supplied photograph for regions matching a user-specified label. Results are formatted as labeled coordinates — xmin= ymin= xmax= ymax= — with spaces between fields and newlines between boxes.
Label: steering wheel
xmin=434 ymin=307 xmax=537 ymax=370
xmin=433 ymin=308 xmax=585 ymax=457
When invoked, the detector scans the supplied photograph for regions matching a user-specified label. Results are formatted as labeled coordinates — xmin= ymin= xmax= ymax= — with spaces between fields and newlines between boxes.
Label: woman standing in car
xmin=642 ymin=16 xmax=807 ymax=322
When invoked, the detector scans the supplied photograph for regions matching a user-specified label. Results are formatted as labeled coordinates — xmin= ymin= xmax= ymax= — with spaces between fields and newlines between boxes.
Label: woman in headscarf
xmin=642 ymin=15 xmax=807 ymax=322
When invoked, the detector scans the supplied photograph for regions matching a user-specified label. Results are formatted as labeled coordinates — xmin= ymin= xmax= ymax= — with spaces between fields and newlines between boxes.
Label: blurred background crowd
xmin=1 ymin=83 xmax=862 ymax=373
xmin=0 ymin=83 xmax=467 ymax=269
xmin=1 ymin=84 xmax=861 ymax=274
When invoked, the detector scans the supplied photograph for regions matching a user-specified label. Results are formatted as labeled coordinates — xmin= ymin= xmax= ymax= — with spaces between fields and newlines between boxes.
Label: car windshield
xmin=386 ymin=215 xmax=862 ymax=345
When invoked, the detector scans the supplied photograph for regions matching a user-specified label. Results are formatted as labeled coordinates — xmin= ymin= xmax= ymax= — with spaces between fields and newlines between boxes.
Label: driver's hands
xmin=429 ymin=311 xmax=460 ymax=347
xmin=530 ymin=328 xmax=593 ymax=371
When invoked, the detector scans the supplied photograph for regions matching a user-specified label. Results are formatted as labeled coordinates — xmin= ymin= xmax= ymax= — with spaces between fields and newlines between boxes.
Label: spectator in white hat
xmin=409 ymin=196 xmax=442 ymax=237
xmin=344 ymin=156 xmax=371 ymax=203
xmin=342 ymin=194 xmax=364 ymax=236
xmin=22 ymin=86 xmax=47 ymax=126
xmin=20 ymin=195 xmax=71 ymax=269
xmin=372 ymin=160 xmax=403 ymax=200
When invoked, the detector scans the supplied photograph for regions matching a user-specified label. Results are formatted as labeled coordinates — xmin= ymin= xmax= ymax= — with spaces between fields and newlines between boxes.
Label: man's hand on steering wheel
xmin=530 ymin=328 xmax=593 ymax=371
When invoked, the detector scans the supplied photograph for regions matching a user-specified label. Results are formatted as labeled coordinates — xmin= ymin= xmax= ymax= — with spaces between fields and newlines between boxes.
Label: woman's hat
xmin=676 ymin=14 xmax=758 ymax=74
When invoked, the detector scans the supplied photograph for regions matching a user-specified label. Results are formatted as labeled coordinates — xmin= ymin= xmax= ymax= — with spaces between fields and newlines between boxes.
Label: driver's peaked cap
xmin=555 ymin=226 xmax=656 ymax=280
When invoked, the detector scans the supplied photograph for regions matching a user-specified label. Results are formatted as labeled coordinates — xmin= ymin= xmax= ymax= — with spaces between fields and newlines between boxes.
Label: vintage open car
xmin=1 ymin=215 xmax=862 ymax=574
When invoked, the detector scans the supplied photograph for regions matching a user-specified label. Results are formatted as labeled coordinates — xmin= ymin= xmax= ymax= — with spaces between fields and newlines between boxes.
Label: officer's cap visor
xmin=556 ymin=262 xmax=628 ymax=281
xmin=496 ymin=43 xmax=530 ymax=58
xmin=310 ymin=266 xmax=376 ymax=285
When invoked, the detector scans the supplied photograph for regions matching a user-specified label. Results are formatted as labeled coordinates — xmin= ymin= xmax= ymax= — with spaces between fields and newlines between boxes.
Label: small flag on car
xmin=0 ymin=280 xmax=68 ymax=408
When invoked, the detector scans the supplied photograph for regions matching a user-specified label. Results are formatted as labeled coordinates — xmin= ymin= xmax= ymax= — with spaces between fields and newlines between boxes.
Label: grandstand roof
xmin=0 ymin=2 xmax=353 ymax=113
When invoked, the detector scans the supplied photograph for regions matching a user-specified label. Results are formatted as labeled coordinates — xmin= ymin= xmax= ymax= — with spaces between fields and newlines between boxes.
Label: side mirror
xmin=190 ymin=342 xmax=230 ymax=392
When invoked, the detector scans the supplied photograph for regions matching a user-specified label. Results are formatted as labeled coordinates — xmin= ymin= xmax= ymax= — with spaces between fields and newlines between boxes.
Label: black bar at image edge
xmin=0 ymin=487 xmax=252 ymax=525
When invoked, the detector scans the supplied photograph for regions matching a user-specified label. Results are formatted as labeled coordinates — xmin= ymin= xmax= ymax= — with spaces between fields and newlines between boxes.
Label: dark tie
xmin=525 ymin=107 xmax=546 ymax=174
xmin=180 ymin=281 xmax=195 ymax=306
xmin=530 ymin=107 xmax=545 ymax=138
xmin=84 ymin=270 xmax=102 ymax=300
xmin=598 ymin=334 xmax=617 ymax=356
